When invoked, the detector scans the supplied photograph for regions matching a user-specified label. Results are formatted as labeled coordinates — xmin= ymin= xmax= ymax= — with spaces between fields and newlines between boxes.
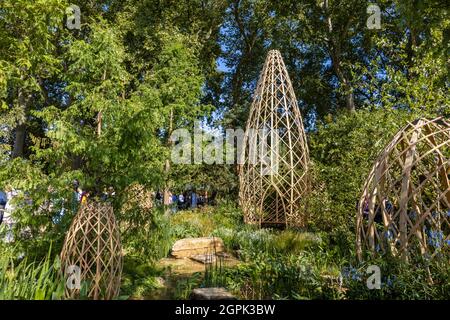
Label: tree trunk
xmin=12 ymin=123 xmax=26 ymax=158
xmin=71 ymin=155 xmax=83 ymax=170
xmin=12 ymin=89 xmax=29 ymax=158
xmin=97 ymin=69 xmax=106 ymax=137
xmin=163 ymin=159 xmax=171 ymax=205
xmin=330 ymin=51 xmax=356 ymax=113
xmin=324 ymin=0 xmax=356 ymax=113
xmin=343 ymin=81 xmax=356 ymax=113
xmin=163 ymin=108 xmax=174 ymax=216
xmin=97 ymin=111 xmax=102 ymax=136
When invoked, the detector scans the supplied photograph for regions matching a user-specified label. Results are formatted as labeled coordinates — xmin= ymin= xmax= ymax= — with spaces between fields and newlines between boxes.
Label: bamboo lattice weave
xmin=239 ymin=50 xmax=310 ymax=228
xmin=356 ymin=117 xmax=450 ymax=261
xmin=61 ymin=201 xmax=123 ymax=299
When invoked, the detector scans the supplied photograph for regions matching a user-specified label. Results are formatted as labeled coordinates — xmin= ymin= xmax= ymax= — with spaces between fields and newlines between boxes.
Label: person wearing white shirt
xmin=2 ymin=187 xmax=17 ymax=242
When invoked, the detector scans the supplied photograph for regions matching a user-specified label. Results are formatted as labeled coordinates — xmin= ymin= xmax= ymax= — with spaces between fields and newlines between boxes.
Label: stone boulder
xmin=191 ymin=287 xmax=236 ymax=300
xmin=171 ymin=237 xmax=224 ymax=258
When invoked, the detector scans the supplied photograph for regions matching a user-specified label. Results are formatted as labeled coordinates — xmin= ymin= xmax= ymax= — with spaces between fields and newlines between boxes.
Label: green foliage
xmin=0 ymin=246 xmax=65 ymax=300
xmin=272 ymin=231 xmax=322 ymax=255
xmin=223 ymin=252 xmax=337 ymax=300
xmin=307 ymin=109 xmax=421 ymax=253
xmin=0 ymin=159 xmax=80 ymax=258
xmin=170 ymin=201 xmax=243 ymax=240
xmin=120 ymin=255 xmax=164 ymax=299
xmin=193 ymin=206 xmax=341 ymax=299
xmin=202 ymin=227 xmax=342 ymax=300
xmin=0 ymin=2 xmax=211 ymax=262
xmin=170 ymin=202 xmax=450 ymax=300
xmin=343 ymin=255 xmax=450 ymax=300
xmin=172 ymin=273 xmax=203 ymax=300
xmin=123 ymin=208 xmax=173 ymax=262
xmin=219 ymin=0 xmax=449 ymax=124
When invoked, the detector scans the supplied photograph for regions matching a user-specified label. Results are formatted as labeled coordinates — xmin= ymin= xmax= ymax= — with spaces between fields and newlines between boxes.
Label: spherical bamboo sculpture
xmin=61 ymin=201 xmax=123 ymax=299
xmin=356 ymin=117 xmax=450 ymax=261
xmin=239 ymin=50 xmax=310 ymax=228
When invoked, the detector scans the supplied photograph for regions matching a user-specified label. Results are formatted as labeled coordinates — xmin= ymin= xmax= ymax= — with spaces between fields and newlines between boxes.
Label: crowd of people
xmin=70 ymin=180 xmax=217 ymax=214
xmin=155 ymin=189 xmax=217 ymax=213
xmin=0 ymin=181 xmax=218 ymax=243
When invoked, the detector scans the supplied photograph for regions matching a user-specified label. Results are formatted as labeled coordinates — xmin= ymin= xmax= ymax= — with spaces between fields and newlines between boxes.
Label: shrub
xmin=343 ymin=255 xmax=450 ymax=299
xmin=0 ymin=246 xmax=65 ymax=300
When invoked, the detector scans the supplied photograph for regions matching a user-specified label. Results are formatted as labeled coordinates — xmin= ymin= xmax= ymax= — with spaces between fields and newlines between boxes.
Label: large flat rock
xmin=190 ymin=254 xmax=217 ymax=264
xmin=158 ymin=255 xmax=240 ymax=275
xmin=171 ymin=237 xmax=225 ymax=258
xmin=191 ymin=287 xmax=236 ymax=300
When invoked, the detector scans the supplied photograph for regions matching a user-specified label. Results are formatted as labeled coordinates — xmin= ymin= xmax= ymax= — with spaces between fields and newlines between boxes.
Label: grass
xmin=169 ymin=201 xmax=242 ymax=240
xmin=120 ymin=255 xmax=166 ymax=299
xmin=0 ymin=245 xmax=65 ymax=300
xmin=165 ymin=202 xmax=346 ymax=300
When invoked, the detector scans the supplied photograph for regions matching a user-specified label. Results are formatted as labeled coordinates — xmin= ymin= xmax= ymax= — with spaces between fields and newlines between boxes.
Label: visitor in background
xmin=71 ymin=179 xmax=83 ymax=212
xmin=155 ymin=190 xmax=162 ymax=206
xmin=5 ymin=186 xmax=18 ymax=215
xmin=0 ymin=190 xmax=6 ymax=210
xmin=3 ymin=186 xmax=17 ymax=243
xmin=384 ymin=198 xmax=393 ymax=214
xmin=101 ymin=186 xmax=116 ymax=202
xmin=178 ymin=193 xmax=184 ymax=210
xmin=101 ymin=187 xmax=108 ymax=201
xmin=171 ymin=193 xmax=178 ymax=213
xmin=45 ymin=185 xmax=62 ymax=224
xmin=74 ymin=180 xmax=82 ymax=201
xmin=80 ymin=190 xmax=89 ymax=205
xmin=363 ymin=197 xmax=369 ymax=217
xmin=191 ymin=189 xmax=197 ymax=209
xmin=0 ymin=190 xmax=5 ymax=226
xmin=198 ymin=193 xmax=204 ymax=207
xmin=185 ymin=191 xmax=191 ymax=210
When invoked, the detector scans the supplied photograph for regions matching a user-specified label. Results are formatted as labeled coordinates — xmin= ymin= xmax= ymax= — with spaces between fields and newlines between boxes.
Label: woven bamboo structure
xmin=356 ymin=117 xmax=450 ymax=261
xmin=120 ymin=183 xmax=153 ymax=234
xmin=122 ymin=183 xmax=153 ymax=212
xmin=61 ymin=201 xmax=123 ymax=299
xmin=239 ymin=50 xmax=310 ymax=228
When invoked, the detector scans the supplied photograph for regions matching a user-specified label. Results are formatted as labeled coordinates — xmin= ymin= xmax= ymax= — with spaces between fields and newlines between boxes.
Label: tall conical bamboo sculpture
xmin=61 ymin=201 xmax=123 ymax=299
xmin=239 ymin=50 xmax=310 ymax=228
xmin=356 ymin=117 xmax=450 ymax=261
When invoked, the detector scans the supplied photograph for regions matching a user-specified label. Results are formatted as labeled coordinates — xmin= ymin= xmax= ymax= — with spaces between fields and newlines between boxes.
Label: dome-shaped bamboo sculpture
xmin=61 ymin=201 xmax=123 ymax=299
xmin=239 ymin=50 xmax=310 ymax=227
xmin=356 ymin=117 xmax=450 ymax=261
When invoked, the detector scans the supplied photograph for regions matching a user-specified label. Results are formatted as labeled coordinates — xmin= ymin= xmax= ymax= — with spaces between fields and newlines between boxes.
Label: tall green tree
xmin=0 ymin=0 xmax=68 ymax=158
